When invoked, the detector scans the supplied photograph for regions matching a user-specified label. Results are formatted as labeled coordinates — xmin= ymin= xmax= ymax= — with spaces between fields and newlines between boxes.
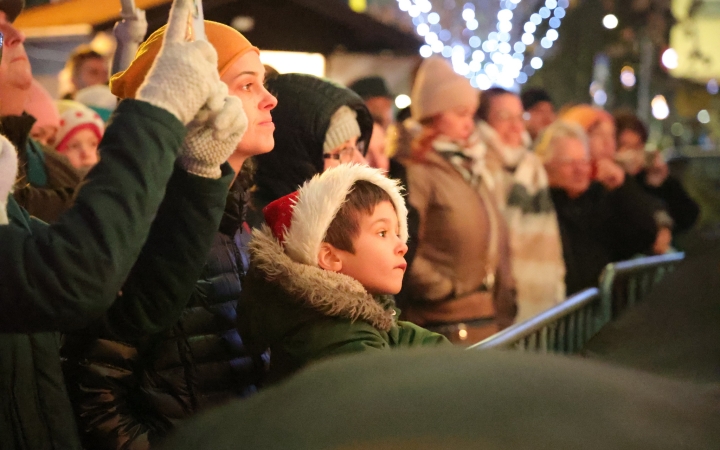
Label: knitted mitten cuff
xmin=179 ymin=96 xmax=248 ymax=179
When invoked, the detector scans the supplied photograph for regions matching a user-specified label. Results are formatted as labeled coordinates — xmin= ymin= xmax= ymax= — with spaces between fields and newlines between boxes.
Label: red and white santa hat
xmin=53 ymin=100 xmax=105 ymax=153
xmin=262 ymin=163 xmax=409 ymax=267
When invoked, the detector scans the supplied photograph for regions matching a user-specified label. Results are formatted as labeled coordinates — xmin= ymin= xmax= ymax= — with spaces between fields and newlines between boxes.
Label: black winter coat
xmin=248 ymin=73 xmax=373 ymax=226
xmin=62 ymin=185 xmax=268 ymax=450
xmin=551 ymin=179 xmax=658 ymax=295
xmin=634 ymin=170 xmax=699 ymax=234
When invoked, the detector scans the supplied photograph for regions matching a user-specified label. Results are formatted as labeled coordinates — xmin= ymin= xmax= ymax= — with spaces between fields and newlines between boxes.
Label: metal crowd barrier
xmin=471 ymin=253 xmax=685 ymax=353
xmin=597 ymin=252 xmax=685 ymax=325
xmin=468 ymin=288 xmax=600 ymax=352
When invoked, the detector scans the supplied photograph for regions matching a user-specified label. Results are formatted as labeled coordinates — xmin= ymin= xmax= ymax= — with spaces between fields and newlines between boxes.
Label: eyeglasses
xmin=323 ymin=141 xmax=364 ymax=163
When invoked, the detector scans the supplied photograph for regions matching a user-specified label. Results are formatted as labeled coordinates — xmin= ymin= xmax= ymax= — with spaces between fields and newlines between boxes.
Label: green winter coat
xmin=237 ymin=225 xmax=449 ymax=383
xmin=0 ymin=100 xmax=232 ymax=450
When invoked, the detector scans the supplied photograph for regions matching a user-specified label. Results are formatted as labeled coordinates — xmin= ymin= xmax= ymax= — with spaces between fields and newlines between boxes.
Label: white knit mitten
xmin=0 ymin=134 xmax=18 ymax=225
xmin=136 ymin=0 xmax=225 ymax=125
xmin=180 ymin=94 xmax=248 ymax=179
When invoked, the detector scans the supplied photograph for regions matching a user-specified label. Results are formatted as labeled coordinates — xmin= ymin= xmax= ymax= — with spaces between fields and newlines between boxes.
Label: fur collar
xmin=250 ymin=224 xmax=395 ymax=331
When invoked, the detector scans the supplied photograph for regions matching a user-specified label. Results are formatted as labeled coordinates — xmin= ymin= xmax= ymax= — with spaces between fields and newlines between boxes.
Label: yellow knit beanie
xmin=110 ymin=21 xmax=259 ymax=99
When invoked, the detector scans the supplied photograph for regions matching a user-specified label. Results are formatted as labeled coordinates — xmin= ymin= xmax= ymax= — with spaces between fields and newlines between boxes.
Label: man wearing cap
xmin=0 ymin=0 xmax=82 ymax=223
xmin=349 ymin=75 xmax=394 ymax=130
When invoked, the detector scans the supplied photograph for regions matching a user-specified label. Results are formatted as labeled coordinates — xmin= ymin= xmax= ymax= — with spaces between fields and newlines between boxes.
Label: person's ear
xmin=317 ymin=242 xmax=343 ymax=272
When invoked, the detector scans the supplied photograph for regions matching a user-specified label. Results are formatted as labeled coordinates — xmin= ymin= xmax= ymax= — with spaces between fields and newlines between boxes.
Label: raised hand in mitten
xmin=180 ymin=93 xmax=249 ymax=179
xmin=112 ymin=8 xmax=148 ymax=74
xmin=136 ymin=0 xmax=225 ymax=124
xmin=0 ymin=134 xmax=19 ymax=225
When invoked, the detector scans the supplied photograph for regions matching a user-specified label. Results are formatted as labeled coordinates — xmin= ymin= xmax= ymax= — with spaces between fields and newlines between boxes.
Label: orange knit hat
xmin=110 ymin=21 xmax=259 ymax=99
xmin=560 ymin=104 xmax=614 ymax=133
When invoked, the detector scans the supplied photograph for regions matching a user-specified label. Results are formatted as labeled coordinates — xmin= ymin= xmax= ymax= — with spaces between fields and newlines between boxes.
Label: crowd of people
xmin=0 ymin=0 xmax=707 ymax=448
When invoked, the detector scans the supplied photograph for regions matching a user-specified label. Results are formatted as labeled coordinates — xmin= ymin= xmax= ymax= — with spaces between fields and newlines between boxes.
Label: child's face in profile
xmin=63 ymin=128 xmax=99 ymax=172
xmin=335 ymin=200 xmax=408 ymax=295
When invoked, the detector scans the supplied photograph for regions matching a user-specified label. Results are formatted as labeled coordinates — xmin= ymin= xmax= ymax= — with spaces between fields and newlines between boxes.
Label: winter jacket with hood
xmin=247 ymin=73 xmax=373 ymax=227
xmin=237 ymin=224 xmax=448 ymax=384
xmin=0 ymin=100 xmax=232 ymax=450
xmin=2 ymin=113 xmax=82 ymax=222
xmin=62 ymin=177 xmax=268 ymax=450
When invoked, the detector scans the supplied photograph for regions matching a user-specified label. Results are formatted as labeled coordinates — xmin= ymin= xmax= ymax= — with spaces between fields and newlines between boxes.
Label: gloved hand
xmin=180 ymin=92 xmax=248 ymax=179
xmin=113 ymin=8 xmax=147 ymax=44
xmin=136 ymin=0 xmax=225 ymax=125
xmin=0 ymin=134 xmax=19 ymax=225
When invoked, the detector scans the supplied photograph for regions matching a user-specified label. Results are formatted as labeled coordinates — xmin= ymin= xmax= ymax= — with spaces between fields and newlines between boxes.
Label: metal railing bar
xmin=469 ymin=288 xmax=600 ymax=350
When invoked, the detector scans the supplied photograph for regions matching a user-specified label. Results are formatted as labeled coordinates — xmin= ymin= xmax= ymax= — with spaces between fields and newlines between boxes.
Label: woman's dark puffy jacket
xmin=62 ymin=182 xmax=268 ymax=450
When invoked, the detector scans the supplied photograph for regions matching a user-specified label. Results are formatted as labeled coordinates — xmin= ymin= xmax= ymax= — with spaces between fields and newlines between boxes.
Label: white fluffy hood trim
xmin=250 ymin=224 xmax=395 ymax=332
xmin=283 ymin=163 xmax=408 ymax=267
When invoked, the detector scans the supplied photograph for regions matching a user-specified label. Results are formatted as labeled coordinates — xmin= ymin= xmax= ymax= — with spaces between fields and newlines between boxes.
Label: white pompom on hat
xmin=410 ymin=56 xmax=479 ymax=121
xmin=262 ymin=163 xmax=408 ymax=267
xmin=323 ymin=106 xmax=362 ymax=154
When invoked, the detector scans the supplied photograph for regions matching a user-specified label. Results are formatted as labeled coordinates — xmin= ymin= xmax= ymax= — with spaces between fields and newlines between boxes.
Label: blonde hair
xmin=535 ymin=120 xmax=589 ymax=163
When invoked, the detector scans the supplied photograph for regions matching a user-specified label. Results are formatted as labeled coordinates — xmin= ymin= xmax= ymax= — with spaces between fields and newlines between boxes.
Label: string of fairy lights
xmin=397 ymin=0 xmax=568 ymax=89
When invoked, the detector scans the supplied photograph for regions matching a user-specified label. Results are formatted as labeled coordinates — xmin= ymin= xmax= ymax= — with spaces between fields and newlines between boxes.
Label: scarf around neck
xmin=432 ymin=133 xmax=495 ymax=190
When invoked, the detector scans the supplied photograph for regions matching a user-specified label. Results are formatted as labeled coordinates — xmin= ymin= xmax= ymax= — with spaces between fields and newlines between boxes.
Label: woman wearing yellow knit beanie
xmin=62 ymin=21 xmax=278 ymax=450
xmin=111 ymin=20 xmax=278 ymax=164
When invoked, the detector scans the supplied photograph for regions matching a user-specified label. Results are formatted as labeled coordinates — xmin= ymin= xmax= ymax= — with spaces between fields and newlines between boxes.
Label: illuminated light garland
xmin=401 ymin=0 xmax=568 ymax=89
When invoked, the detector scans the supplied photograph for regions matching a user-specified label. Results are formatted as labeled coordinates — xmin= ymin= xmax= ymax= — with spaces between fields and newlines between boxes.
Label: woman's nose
xmin=352 ymin=148 xmax=367 ymax=164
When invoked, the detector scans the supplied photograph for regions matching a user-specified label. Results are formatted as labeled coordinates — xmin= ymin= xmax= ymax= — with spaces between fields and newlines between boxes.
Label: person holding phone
xmin=62 ymin=17 xmax=280 ymax=450
xmin=0 ymin=0 xmax=247 ymax=447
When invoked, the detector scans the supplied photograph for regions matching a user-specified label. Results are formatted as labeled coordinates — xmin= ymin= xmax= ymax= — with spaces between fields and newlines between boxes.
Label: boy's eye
xmin=378 ymin=230 xmax=387 ymax=237
xmin=242 ymin=83 xmax=253 ymax=91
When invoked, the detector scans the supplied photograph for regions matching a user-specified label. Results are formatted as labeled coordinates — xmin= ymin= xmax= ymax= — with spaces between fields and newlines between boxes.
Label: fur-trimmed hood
xmin=249 ymin=224 xmax=395 ymax=332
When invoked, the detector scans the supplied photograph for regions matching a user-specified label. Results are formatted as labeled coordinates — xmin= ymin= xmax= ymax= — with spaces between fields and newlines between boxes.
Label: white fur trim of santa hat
xmin=283 ymin=163 xmax=408 ymax=267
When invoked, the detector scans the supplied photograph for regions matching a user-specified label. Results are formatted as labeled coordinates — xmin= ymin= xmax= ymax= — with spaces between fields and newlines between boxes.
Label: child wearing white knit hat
xmin=238 ymin=163 xmax=448 ymax=383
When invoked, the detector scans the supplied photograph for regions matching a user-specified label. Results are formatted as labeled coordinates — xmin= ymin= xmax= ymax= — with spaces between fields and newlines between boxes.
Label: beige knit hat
xmin=410 ymin=57 xmax=479 ymax=121
xmin=324 ymin=106 xmax=361 ymax=154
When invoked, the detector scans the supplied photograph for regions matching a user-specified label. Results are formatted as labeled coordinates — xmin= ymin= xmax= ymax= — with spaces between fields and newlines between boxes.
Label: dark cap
xmin=348 ymin=76 xmax=393 ymax=100
xmin=521 ymin=87 xmax=553 ymax=111
xmin=0 ymin=0 xmax=24 ymax=22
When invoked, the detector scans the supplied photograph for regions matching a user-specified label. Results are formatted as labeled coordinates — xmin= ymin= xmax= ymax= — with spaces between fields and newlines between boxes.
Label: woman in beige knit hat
xmin=401 ymin=57 xmax=517 ymax=345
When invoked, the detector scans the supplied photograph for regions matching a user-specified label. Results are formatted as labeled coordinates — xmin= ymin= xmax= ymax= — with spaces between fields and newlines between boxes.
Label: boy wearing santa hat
xmin=238 ymin=163 xmax=448 ymax=383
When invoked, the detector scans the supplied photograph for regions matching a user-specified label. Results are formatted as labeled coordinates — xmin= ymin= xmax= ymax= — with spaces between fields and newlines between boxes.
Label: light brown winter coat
xmin=403 ymin=150 xmax=517 ymax=338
